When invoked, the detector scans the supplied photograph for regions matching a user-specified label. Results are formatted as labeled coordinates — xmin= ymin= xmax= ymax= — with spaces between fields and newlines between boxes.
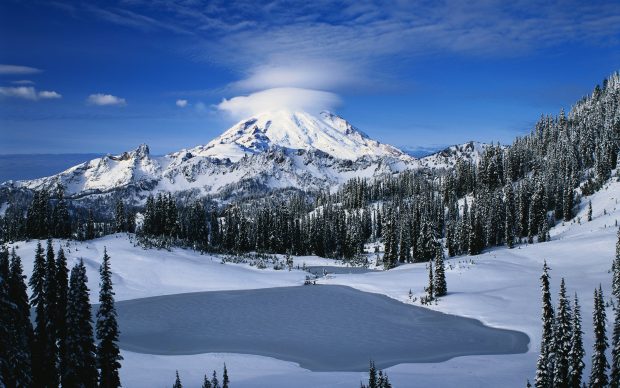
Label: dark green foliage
xmin=211 ymin=370 xmax=220 ymax=388
xmin=5 ymin=248 xmax=33 ymax=386
xmin=589 ymin=286 xmax=609 ymax=387
xmin=222 ymin=363 xmax=229 ymax=388
xmin=56 ymin=247 xmax=69 ymax=380
xmin=64 ymin=260 xmax=98 ymax=388
xmin=535 ymin=261 xmax=554 ymax=388
xmin=567 ymin=293 xmax=584 ymax=388
xmin=361 ymin=361 xmax=392 ymax=388
xmin=552 ymin=278 xmax=572 ymax=387
xmin=434 ymin=246 xmax=447 ymax=297
xmin=173 ymin=370 xmax=182 ymax=388
xmin=97 ymin=248 xmax=123 ymax=388
xmin=29 ymin=241 xmax=55 ymax=387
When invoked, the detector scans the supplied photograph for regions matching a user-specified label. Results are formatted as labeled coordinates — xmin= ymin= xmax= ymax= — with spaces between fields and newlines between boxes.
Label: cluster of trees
xmin=533 ymin=230 xmax=620 ymax=387
xmin=0 ymin=242 xmax=122 ymax=387
xmin=360 ymin=361 xmax=392 ymax=388
xmin=0 ymin=186 xmax=134 ymax=243
xmin=172 ymin=365 xmax=229 ymax=388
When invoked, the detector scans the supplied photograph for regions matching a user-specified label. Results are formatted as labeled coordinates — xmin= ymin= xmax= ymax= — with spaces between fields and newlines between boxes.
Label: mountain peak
xmin=191 ymin=110 xmax=407 ymax=162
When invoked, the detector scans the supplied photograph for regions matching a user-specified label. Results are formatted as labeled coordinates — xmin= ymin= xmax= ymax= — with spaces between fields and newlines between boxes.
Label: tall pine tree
xmin=64 ymin=260 xmax=98 ymax=387
xmin=589 ymin=286 xmax=609 ymax=387
xmin=535 ymin=261 xmax=555 ymax=388
xmin=552 ymin=278 xmax=572 ymax=387
xmin=96 ymin=248 xmax=123 ymax=388
xmin=567 ymin=293 xmax=584 ymax=388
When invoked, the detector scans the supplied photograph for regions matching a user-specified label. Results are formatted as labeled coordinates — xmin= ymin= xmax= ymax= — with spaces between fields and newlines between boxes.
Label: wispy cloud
xmin=0 ymin=64 xmax=43 ymax=75
xmin=11 ymin=80 xmax=35 ymax=85
xmin=176 ymin=99 xmax=188 ymax=107
xmin=38 ymin=90 xmax=62 ymax=99
xmin=217 ymin=87 xmax=340 ymax=118
xmin=0 ymin=86 xmax=62 ymax=100
xmin=62 ymin=0 xmax=620 ymax=94
xmin=87 ymin=93 xmax=126 ymax=106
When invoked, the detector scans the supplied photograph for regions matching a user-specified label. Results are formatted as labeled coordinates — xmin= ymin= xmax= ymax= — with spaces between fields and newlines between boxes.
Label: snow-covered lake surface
xmin=112 ymin=285 xmax=528 ymax=371
xmin=305 ymin=265 xmax=378 ymax=276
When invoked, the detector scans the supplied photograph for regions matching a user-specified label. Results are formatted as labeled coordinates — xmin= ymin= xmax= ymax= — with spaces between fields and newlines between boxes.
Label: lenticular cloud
xmin=217 ymin=87 xmax=341 ymax=118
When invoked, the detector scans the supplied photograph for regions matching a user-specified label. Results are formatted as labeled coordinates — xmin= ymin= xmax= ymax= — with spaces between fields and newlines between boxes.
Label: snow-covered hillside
xmin=192 ymin=110 xmax=406 ymax=162
xmin=10 ymin=176 xmax=620 ymax=387
xmin=2 ymin=110 xmax=421 ymax=201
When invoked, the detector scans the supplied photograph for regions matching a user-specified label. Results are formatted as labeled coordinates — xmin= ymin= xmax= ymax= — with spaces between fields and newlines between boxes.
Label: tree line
xmin=0 ymin=242 xmax=122 ymax=387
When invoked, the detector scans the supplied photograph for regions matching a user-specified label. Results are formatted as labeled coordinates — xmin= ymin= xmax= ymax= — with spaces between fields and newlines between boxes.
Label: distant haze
xmin=0 ymin=154 xmax=102 ymax=183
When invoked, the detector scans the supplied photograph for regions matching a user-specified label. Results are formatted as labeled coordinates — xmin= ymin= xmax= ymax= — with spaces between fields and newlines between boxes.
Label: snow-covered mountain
xmin=2 ymin=110 xmax=422 ymax=201
xmin=191 ymin=110 xmax=405 ymax=162
xmin=417 ymin=141 xmax=490 ymax=169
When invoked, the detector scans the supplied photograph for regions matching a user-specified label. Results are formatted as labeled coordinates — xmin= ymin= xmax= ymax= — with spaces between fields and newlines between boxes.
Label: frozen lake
xmin=305 ymin=265 xmax=378 ymax=276
xmin=113 ymin=285 xmax=529 ymax=372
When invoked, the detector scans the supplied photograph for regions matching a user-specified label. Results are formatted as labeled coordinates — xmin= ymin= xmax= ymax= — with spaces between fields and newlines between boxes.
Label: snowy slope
xmin=11 ymin=177 xmax=620 ymax=387
xmin=2 ymin=111 xmax=417 ymax=200
xmin=191 ymin=110 xmax=406 ymax=162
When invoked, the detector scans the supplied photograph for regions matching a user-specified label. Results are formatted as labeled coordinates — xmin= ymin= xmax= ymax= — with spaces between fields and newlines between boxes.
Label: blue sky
xmin=1 ymin=0 xmax=619 ymax=155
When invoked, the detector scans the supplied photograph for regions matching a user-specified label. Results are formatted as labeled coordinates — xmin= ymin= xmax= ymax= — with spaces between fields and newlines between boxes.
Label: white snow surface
xmin=12 ymin=179 xmax=620 ymax=387
xmin=192 ymin=110 xmax=407 ymax=162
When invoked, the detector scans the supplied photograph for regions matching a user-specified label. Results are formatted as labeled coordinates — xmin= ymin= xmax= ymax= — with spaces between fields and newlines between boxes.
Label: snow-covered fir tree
xmin=552 ymin=278 xmax=572 ymax=386
xmin=535 ymin=261 xmax=555 ymax=388
xmin=590 ymin=286 xmax=609 ymax=387
xmin=567 ymin=293 xmax=584 ymax=388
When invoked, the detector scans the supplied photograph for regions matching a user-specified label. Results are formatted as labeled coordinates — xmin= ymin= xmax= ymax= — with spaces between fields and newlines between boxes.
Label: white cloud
xmin=0 ymin=64 xmax=42 ymax=75
xmin=231 ymin=61 xmax=362 ymax=92
xmin=38 ymin=90 xmax=62 ymax=99
xmin=217 ymin=87 xmax=341 ymax=118
xmin=176 ymin=99 xmax=188 ymax=107
xmin=0 ymin=86 xmax=62 ymax=101
xmin=87 ymin=93 xmax=126 ymax=106
xmin=0 ymin=86 xmax=38 ymax=100
xmin=12 ymin=80 xmax=35 ymax=85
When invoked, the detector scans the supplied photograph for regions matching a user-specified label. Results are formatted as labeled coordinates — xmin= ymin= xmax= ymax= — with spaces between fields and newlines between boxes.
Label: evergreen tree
xmin=535 ymin=261 xmax=555 ymax=388
xmin=173 ymin=370 xmax=182 ymax=388
xmin=96 ymin=248 xmax=123 ymax=388
xmin=56 ymin=247 xmax=69 ymax=380
xmin=613 ymin=229 xmax=620 ymax=299
xmin=567 ymin=293 xmax=584 ymax=388
xmin=612 ymin=285 xmax=620 ymax=388
xmin=115 ymin=200 xmax=126 ymax=233
xmin=6 ymin=248 xmax=33 ymax=387
xmin=64 ymin=260 xmax=98 ymax=388
xmin=553 ymin=278 xmax=572 ymax=387
xmin=0 ymin=246 xmax=12 ymax=387
xmin=368 ymin=361 xmax=377 ymax=388
xmin=589 ymin=286 xmax=609 ymax=387
xmin=504 ymin=183 xmax=516 ymax=248
xmin=211 ymin=370 xmax=220 ymax=388
xmin=434 ymin=245 xmax=447 ymax=297
xmin=29 ymin=241 xmax=53 ymax=387
xmin=43 ymin=239 xmax=59 ymax=385
xmin=53 ymin=184 xmax=71 ymax=238
xmin=426 ymin=260 xmax=434 ymax=302
xmin=222 ymin=364 xmax=229 ymax=388
xmin=587 ymin=201 xmax=593 ymax=222
xmin=202 ymin=374 xmax=212 ymax=388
